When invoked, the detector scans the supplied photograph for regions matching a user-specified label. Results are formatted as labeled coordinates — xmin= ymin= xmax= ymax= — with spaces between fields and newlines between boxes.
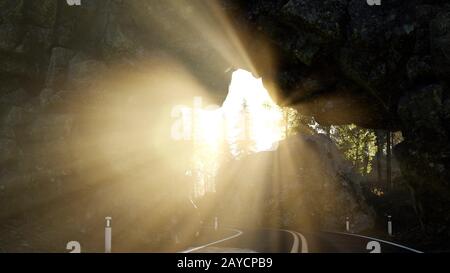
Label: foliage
xmin=331 ymin=125 xmax=378 ymax=175
xmin=282 ymin=107 xmax=301 ymax=137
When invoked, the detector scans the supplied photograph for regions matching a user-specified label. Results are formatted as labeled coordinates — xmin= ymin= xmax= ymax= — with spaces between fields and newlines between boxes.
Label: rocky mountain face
xmin=215 ymin=134 xmax=375 ymax=233
xmin=221 ymin=0 xmax=450 ymax=244
xmin=0 ymin=0 xmax=449 ymax=249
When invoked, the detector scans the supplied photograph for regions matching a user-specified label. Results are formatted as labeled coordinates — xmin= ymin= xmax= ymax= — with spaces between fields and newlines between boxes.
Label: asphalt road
xmin=182 ymin=228 xmax=422 ymax=253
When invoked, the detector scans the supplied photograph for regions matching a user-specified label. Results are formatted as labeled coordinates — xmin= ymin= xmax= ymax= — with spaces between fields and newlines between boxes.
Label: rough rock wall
xmin=216 ymin=133 xmax=375 ymax=233
xmin=221 ymin=0 xmax=450 ymax=245
xmin=0 ymin=0 xmax=227 ymax=198
xmin=0 ymin=0 xmax=223 ymax=251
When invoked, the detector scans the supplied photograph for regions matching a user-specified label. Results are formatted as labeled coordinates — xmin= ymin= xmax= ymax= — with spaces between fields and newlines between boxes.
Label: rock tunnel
xmin=0 ymin=0 xmax=449 ymax=251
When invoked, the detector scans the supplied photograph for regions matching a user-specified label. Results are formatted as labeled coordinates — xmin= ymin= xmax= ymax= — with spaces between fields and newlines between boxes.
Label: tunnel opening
xmin=172 ymin=68 xmax=393 ymax=239
xmin=181 ymin=69 xmax=297 ymax=198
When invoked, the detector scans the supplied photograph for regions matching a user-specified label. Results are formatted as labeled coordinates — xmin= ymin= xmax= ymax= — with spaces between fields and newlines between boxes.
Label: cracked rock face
xmin=222 ymin=0 xmax=450 ymax=244
xmin=216 ymin=133 xmax=375 ymax=233
xmin=0 ymin=0 xmax=449 ymax=248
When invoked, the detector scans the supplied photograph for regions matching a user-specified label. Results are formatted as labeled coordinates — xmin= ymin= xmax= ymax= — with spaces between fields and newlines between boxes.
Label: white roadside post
xmin=346 ymin=217 xmax=350 ymax=232
xmin=105 ymin=217 xmax=112 ymax=253
xmin=387 ymin=215 xmax=393 ymax=236
xmin=214 ymin=217 xmax=219 ymax=231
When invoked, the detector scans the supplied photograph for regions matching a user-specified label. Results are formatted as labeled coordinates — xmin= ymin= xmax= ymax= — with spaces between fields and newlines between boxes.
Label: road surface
xmin=182 ymin=228 xmax=422 ymax=253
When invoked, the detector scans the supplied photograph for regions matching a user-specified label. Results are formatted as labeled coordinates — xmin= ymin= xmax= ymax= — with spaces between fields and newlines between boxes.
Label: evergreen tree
xmin=332 ymin=125 xmax=377 ymax=175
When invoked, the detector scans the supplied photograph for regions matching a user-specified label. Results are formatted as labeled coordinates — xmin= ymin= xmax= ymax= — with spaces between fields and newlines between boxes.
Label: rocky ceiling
xmin=1 ymin=0 xmax=448 ymax=129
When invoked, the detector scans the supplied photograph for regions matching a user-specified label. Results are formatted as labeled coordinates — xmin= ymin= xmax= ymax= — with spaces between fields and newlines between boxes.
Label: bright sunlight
xmin=188 ymin=69 xmax=289 ymax=197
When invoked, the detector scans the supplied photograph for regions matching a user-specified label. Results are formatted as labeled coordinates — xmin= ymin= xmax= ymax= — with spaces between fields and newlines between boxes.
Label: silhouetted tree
xmin=234 ymin=99 xmax=255 ymax=158
xmin=375 ymin=130 xmax=384 ymax=189
xmin=332 ymin=124 xmax=377 ymax=175
xmin=386 ymin=131 xmax=392 ymax=190
xmin=282 ymin=107 xmax=304 ymax=138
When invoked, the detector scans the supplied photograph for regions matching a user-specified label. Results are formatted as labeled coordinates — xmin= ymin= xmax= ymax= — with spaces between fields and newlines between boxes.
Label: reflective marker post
xmin=387 ymin=215 xmax=393 ymax=236
xmin=105 ymin=217 xmax=112 ymax=253
xmin=346 ymin=217 xmax=350 ymax=232
xmin=214 ymin=217 xmax=219 ymax=231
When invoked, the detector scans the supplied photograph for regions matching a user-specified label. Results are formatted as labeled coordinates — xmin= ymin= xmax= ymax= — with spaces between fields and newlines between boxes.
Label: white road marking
xmin=295 ymin=231 xmax=309 ymax=253
xmin=283 ymin=230 xmax=299 ymax=253
xmin=329 ymin=231 xmax=423 ymax=253
xmin=181 ymin=228 xmax=243 ymax=253
xmin=280 ymin=229 xmax=309 ymax=253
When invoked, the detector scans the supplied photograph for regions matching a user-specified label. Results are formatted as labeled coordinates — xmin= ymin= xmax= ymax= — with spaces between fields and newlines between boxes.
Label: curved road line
xmin=181 ymin=228 xmax=243 ymax=253
xmin=329 ymin=231 xmax=423 ymax=253
xmin=283 ymin=230 xmax=299 ymax=253
xmin=280 ymin=229 xmax=309 ymax=253
xmin=295 ymin=231 xmax=309 ymax=253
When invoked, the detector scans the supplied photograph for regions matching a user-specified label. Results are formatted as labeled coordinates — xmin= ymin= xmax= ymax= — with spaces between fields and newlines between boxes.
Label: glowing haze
xmin=189 ymin=69 xmax=286 ymax=196
xmin=223 ymin=69 xmax=284 ymax=154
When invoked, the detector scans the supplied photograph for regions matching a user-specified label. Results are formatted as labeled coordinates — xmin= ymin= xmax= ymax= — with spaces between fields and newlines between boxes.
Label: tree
xmin=282 ymin=107 xmax=303 ymax=138
xmin=386 ymin=131 xmax=392 ymax=190
xmin=234 ymin=99 xmax=256 ymax=158
xmin=332 ymin=125 xmax=377 ymax=175
xmin=375 ymin=130 xmax=384 ymax=189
